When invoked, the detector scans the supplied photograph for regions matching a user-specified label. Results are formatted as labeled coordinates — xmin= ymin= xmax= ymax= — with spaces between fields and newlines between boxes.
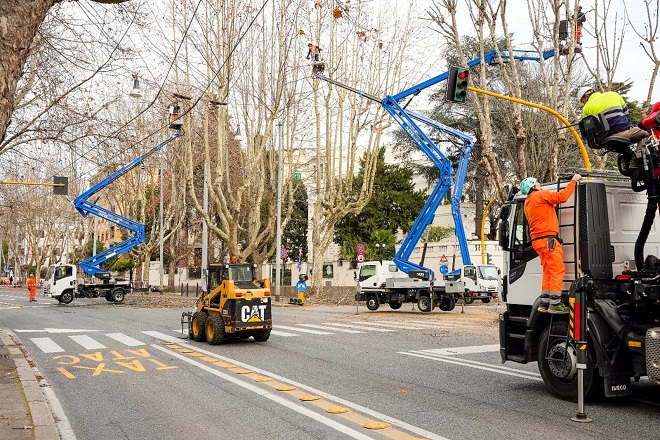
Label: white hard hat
xmin=576 ymin=86 xmax=594 ymax=101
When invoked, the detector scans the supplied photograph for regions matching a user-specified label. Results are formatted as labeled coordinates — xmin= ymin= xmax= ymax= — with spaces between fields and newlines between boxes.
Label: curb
xmin=0 ymin=329 xmax=60 ymax=440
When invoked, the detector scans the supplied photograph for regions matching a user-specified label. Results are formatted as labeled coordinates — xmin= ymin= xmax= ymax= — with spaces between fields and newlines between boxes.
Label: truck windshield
xmin=478 ymin=266 xmax=499 ymax=280
xmin=45 ymin=265 xmax=55 ymax=281
xmin=358 ymin=265 xmax=376 ymax=282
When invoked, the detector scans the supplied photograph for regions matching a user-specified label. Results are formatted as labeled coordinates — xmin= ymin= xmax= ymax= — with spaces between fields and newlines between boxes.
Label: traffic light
xmin=487 ymin=252 xmax=492 ymax=265
xmin=53 ymin=176 xmax=68 ymax=195
xmin=446 ymin=66 xmax=469 ymax=103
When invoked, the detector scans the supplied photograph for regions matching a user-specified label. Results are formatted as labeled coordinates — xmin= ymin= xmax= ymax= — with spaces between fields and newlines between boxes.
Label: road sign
xmin=177 ymin=261 xmax=184 ymax=268
xmin=440 ymin=254 xmax=448 ymax=263
xmin=439 ymin=264 xmax=449 ymax=275
xmin=356 ymin=243 xmax=365 ymax=254
xmin=296 ymin=281 xmax=307 ymax=292
xmin=356 ymin=254 xmax=365 ymax=263
xmin=280 ymin=247 xmax=288 ymax=259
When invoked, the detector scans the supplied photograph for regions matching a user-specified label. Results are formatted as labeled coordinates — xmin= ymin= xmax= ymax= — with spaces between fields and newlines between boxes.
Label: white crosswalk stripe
xmin=270 ymin=329 xmax=300 ymax=337
xmin=372 ymin=320 xmax=457 ymax=329
xmin=69 ymin=335 xmax=107 ymax=350
xmin=296 ymin=324 xmax=363 ymax=333
xmin=350 ymin=321 xmax=431 ymax=330
xmin=324 ymin=322 xmax=394 ymax=332
xmin=275 ymin=325 xmax=333 ymax=335
xmin=30 ymin=337 xmax=65 ymax=353
xmin=104 ymin=333 xmax=145 ymax=346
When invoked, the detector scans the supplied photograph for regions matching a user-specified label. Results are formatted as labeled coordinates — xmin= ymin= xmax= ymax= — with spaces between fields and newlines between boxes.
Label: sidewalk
xmin=0 ymin=329 xmax=60 ymax=440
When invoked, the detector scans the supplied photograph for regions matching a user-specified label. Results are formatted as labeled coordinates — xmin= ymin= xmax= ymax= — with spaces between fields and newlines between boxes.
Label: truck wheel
xmin=253 ymin=330 xmax=271 ymax=342
xmin=389 ymin=302 xmax=402 ymax=310
xmin=191 ymin=311 xmax=208 ymax=342
xmin=481 ymin=298 xmax=491 ymax=304
xmin=205 ymin=314 xmax=225 ymax=345
xmin=462 ymin=292 xmax=474 ymax=304
xmin=417 ymin=295 xmax=432 ymax=313
xmin=438 ymin=295 xmax=455 ymax=311
xmin=538 ymin=321 xmax=600 ymax=401
xmin=366 ymin=295 xmax=380 ymax=311
xmin=111 ymin=288 xmax=125 ymax=303
xmin=60 ymin=291 xmax=74 ymax=305
xmin=105 ymin=294 xmax=113 ymax=302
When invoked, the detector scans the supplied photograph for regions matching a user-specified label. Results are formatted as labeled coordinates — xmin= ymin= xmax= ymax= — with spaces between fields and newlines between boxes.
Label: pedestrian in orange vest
xmin=27 ymin=273 xmax=37 ymax=302
xmin=520 ymin=173 xmax=582 ymax=314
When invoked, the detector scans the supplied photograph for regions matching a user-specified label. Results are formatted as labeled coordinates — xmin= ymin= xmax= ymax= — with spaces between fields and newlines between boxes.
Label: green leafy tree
xmin=335 ymin=148 xmax=425 ymax=259
xmin=282 ymin=181 xmax=308 ymax=262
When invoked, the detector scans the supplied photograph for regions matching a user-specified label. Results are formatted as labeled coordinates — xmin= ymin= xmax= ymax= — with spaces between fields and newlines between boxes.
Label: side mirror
xmin=353 ymin=271 xmax=357 ymax=280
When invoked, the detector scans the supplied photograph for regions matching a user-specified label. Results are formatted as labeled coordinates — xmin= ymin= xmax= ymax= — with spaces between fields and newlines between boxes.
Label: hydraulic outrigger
xmin=317 ymin=48 xmax=555 ymax=278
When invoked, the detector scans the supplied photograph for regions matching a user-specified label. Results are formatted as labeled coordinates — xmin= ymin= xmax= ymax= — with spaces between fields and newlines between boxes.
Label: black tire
xmin=60 ymin=291 xmax=74 ymax=305
xmin=462 ymin=293 xmax=474 ymax=304
xmin=205 ymin=314 xmax=225 ymax=345
xmin=105 ymin=294 xmax=113 ymax=302
xmin=537 ymin=320 xmax=600 ymax=401
xmin=253 ymin=330 xmax=271 ymax=342
xmin=389 ymin=302 xmax=402 ymax=310
xmin=417 ymin=295 xmax=432 ymax=313
xmin=191 ymin=311 xmax=208 ymax=342
xmin=111 ymin=288 xmax=125 ymax=303
xmin=481 ymin=298 xmax=491 ymax=304
xmin=438 ymin=295 xmax=455 ymax=312
xmin=366 ymin=295 xmax=380 ymax=311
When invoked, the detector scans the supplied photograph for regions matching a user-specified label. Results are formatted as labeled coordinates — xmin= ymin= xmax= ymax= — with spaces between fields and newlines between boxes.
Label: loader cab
xmin=207 ymin=263 xmax=257 ymax=291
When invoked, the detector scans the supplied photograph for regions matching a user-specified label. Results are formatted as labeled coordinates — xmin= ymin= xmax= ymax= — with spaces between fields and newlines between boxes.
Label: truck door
xmin=357 ymin=264 xmax=378 ymax=290
xmin=463 ymin=265 xmax=477 ymax=291
xmin=502 ymin=200 xmax=542 ymax=305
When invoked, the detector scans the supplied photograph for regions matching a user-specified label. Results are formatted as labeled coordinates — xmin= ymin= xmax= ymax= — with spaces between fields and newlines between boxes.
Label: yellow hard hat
xmin=30 ymin=273 xmax=34 ymax=277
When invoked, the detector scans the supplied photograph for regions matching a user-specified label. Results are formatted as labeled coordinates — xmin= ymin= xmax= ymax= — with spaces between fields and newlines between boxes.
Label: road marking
xmin=15 ymin=328 xmax=101 ymax=333
xmin=30 ymin=337 xmax=65 ymax=353
xmin=297 ymin=324 xmax=363 ymax=333
xmin=421 ymin=344 xmax=500 ymax=355
xmin=275 ymin=325 xmax=333 ymax=335
xmin=324 ymin=322 xmax=394 ymax=332
xmin=406 ymin=320 xmax=460 ymax=327
xmin=152 ymin=345 xmax=375 ymax=440
xmin=269 ymin=330 xmax=300 ymax=337
xmin=105 ymin=333 xmax=145 ymax=346
xmin=351 ymin=321 xmax=430 ymax=330
xmin=144 ymin=331 xmax=448 ymax=440
xmin=372 ymin=320 xmax=456 ymax=329
xmin=69 ymin=335 xmax=107 ymax=350
xmin=400 ymin=351 xmax=542 ymax=381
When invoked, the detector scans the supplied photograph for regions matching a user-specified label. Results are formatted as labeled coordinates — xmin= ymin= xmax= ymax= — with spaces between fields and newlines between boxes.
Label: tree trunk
xmin=0 ymin=1 xmax=54 ymax=143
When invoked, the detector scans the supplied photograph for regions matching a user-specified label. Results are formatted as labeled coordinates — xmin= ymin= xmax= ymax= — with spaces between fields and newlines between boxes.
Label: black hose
xmin=634 ymin=199 xmax=658 ymax=269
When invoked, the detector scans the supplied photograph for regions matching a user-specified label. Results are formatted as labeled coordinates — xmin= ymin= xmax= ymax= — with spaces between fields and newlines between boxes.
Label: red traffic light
xmin=458 ymin=71 xmax=469 ymax=80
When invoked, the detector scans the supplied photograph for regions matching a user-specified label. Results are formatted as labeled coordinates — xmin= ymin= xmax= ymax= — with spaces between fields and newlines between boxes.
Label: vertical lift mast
xmin=74 ymin=105 xmax=183 ymax=278
xmin=316 ymin=48 xmax=555 ymax=278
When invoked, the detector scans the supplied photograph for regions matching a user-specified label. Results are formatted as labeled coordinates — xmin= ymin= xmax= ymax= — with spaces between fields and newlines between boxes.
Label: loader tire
xmin=205 ymin=314 xmax=225 ymax=345
xmin=191 ymin=311 xmax=208 ymax=342
xmin=60 ymin=291 xmax=74 ymax=305
xmin=111 ymin=288 xmax=125 ymax=303
xmin=253 ymin=330 xmax=271 ymax=342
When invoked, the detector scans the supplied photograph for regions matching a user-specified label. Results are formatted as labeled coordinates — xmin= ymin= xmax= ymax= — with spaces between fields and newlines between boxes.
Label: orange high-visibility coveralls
xmin=27 ymin=275 xmax=36 ymax=302
xmin=524 ymin=180 xmax=577 ymax=303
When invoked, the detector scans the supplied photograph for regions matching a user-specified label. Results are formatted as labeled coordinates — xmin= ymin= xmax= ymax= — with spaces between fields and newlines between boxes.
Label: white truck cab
xmin=43 ymin=264 xmax=77 ymax=304
xmin=444 ymin=264 xmax=501 ymax=303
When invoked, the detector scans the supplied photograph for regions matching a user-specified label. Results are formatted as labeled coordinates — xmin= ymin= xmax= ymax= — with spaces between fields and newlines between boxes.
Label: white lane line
xmin=152 ymin=345 xmax=375 ymax=440
xmin=372 ymin=320 xmax=455 ymax=329
xmin=269 ymin=330 xmax=300 ymax=337
xmin=275 ymin=325 xmax=333 ymax=335
xmin=351 ymin=321 xmax=430 ymax=330
xmin=69 ymin=335 xmax=107 ymax=350
xmin=143 ymin=331 xmax=448 ymax=440
xmin=30 ymin=337 xmax=65 ymax=353
xmin=406 ymin=319 xmax=460 ymax=327
xmin=13 ymin=329 xmax=46 ymax=333
xmin=45 ymin=328 xmax=101 ymax=333
xmin=297 ymin=324 xmax=363 ymax=333
xmin=411 ymin=351 xmax=541 ymax=378
xmin=324 ymin=322 xmax=394 ymax=332
xmin=421 ymin=344 xmax=500 ymax=356
xmin=399 ymin=351 xmax=543 ymax=381
xmin=105 ymin=333 xmax=145 ymax=347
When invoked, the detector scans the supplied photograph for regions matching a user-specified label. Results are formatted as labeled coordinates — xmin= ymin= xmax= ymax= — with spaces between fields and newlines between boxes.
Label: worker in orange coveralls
xmin=519 ymin=173 xmax=582 ymax=314
xmin=27 ymin=273 xmax=37 ymax=302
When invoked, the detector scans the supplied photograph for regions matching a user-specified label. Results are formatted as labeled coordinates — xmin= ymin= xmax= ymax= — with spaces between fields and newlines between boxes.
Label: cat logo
xmin=242 ymin=304 xmax=267 ymax=322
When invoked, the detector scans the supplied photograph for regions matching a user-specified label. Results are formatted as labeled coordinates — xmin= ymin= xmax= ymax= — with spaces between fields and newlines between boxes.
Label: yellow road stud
xmin=326 ymin=406 xmax=350 ymax=414
xmin=277 ymin=385 xmax=297 ymax=391
xmin=299 ymin=395 xmax=320 ymax=401
xmin=363 ymin=421 xmax=390 ymax=429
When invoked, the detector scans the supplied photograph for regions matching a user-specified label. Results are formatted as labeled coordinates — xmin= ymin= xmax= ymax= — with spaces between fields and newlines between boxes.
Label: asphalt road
xmin=0 ymin=286 xmax=658 ymax=440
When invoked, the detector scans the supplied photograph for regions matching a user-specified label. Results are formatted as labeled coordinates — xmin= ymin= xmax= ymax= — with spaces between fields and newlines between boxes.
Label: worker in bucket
xmin=27 ymin=273 xmax=37 ymax=302
xmin=578 ymin=87 xmax=648 ymax=145
xmin=520 ymin=173 xmax=582 ymax=314
xmin=306 ymin=42 xmax=321 ymax=62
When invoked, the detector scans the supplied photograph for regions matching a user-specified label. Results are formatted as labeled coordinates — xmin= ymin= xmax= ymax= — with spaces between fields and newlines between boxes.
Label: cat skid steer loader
xmin=182 ymin=263 xmax=272 ymax=345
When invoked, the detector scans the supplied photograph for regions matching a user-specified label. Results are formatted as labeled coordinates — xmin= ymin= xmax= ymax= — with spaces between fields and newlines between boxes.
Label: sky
xmin=399 ymin=0 xmax=658 ymax=103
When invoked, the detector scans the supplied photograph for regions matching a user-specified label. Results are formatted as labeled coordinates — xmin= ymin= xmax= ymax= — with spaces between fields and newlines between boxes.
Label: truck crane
xmin=43 ymin=104 xmax=182 ymax=304
xmin=316 ymin=48 xmax=555 ymax=312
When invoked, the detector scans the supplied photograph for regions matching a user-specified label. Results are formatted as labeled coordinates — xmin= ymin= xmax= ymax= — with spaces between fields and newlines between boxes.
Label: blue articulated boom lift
xmin=74 ymin=131 xmax=180 ymax=278
xmin=316 ymin=48 xmax=555 ymax=280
